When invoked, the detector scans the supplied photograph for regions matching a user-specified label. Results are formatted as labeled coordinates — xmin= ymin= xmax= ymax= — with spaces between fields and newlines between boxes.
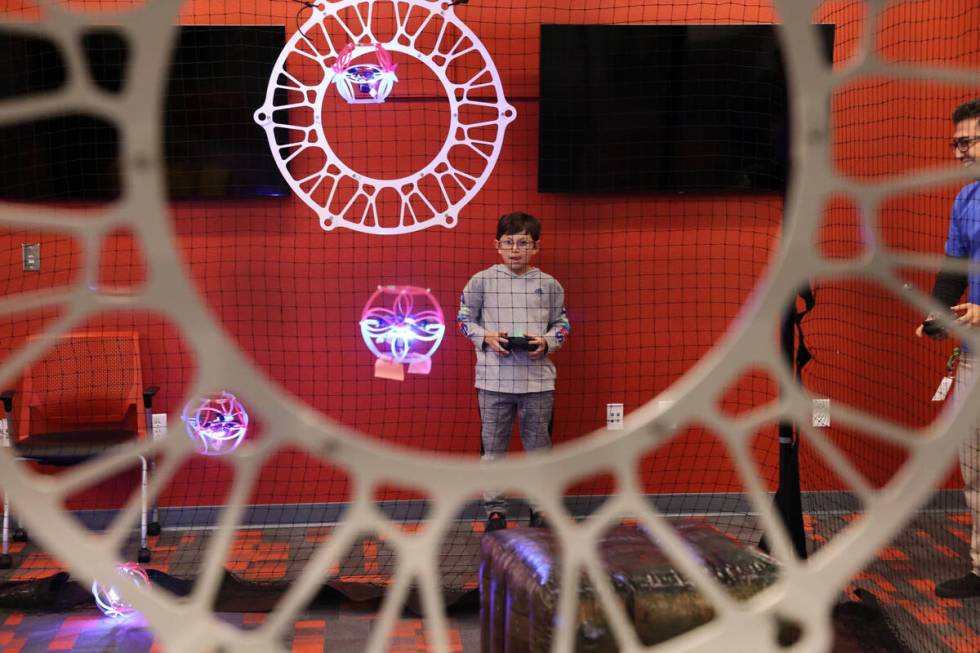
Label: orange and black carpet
xmin=0 ymin=512 xmax=977 ymax=652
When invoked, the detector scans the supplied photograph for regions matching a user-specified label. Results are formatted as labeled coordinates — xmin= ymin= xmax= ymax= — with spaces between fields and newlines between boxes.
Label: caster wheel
xmin=12 ymin=528 xmax=27 ymax=542
xmin=137 ymin=548 xmax=151 ymax=564
xmin=147 ymin=522 xmax=161 ymax=537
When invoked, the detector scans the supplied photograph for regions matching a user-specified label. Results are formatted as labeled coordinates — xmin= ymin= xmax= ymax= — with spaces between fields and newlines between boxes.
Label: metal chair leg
xmin=1 ymin=489 xmax=11 ymax=568
xmin=147 ymin=459 xmax=161 ymax=536
xmin=137 ymin=455 xmax=150 ymax=563
xmin=1 ymin=400 xmax=12 ymax=568
xmin=143 ymin=387 xmax=161 ymax=539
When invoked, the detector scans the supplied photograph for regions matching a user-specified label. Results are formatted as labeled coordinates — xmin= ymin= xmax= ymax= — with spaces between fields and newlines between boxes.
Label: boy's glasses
xmin=497 ymin=238 xmax=535 ymax=250
xmin=950 ymin=136 xmax=980 ymax=153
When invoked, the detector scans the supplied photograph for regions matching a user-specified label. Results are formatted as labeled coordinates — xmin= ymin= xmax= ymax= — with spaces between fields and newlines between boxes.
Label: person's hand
xmin=484 ymin=331 xmax=510 ymax=355
xmin=953 ymin=303 xmax=980 ymax=327
xmin=527 ymin=335 xmax=548 ymax=359
xmin=915 ymin=313 xmax=933 ymax=338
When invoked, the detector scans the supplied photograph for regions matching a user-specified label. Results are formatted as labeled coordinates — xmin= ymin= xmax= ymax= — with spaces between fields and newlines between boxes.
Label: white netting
xmin=0 ymin=1 xmax=978 ymax=652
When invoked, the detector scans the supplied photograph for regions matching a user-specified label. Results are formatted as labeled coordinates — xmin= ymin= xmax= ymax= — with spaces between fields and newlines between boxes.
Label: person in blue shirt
xmin=917 ymin=98 xmax=980 ymax=599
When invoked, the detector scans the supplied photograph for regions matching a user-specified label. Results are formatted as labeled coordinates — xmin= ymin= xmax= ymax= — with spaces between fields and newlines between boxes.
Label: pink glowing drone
xmin=331 ymin=42 xmax=399 ymax=104
xmin=181 ymin=391 xmax=250 ymax=456
xmin=360 ymin=285 xmax=445 ymax=380
xmin=92 ymin=562 xmax=150 ymax=619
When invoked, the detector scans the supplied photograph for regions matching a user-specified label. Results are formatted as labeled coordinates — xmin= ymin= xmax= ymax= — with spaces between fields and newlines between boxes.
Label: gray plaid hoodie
xmin=458 ymin=264 xmax=570 ymax=393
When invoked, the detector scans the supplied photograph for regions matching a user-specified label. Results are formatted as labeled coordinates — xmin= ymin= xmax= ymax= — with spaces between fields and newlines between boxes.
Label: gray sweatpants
xmin=954 ymin=355 xmax=980 ymax=575
xmin=478 ymin=389 xmax=554 ymax=516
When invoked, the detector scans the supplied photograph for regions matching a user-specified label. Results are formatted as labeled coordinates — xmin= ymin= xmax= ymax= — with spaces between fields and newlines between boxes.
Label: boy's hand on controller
xmin=484 ymin=331 xmax=510 ymax=355
xmin=527 ymin=335 xmax=548 ymax=359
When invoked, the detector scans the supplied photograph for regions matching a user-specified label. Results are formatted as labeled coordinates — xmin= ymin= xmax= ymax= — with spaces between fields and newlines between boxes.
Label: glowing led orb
xmin=331 ymin=42 xmax=399 ymax=104
xmin=181 ymin=391 xmax=249 ymax=456
xmin=92 ymin=562 xmax=150 ymax=619
xmin=360 ymin=285 xmax=445 ymax=380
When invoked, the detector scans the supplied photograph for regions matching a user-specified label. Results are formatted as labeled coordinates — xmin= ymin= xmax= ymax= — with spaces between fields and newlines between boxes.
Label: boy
xmin=457 ymin=212 xmax=570 ymax=532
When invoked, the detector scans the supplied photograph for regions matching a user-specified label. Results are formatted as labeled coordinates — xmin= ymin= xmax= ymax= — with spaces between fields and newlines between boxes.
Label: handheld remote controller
xmin=921 ymin=318 xmax=949 ymax=340
xmin=502 ymin=335 xmax=531 ymax=351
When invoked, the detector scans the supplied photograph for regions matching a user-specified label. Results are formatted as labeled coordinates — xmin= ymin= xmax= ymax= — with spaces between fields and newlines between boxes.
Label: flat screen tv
xmin=538 ymin=24 xmax=836 ymax=194
xmin=0 ymin=26 xmax=288 ymax=201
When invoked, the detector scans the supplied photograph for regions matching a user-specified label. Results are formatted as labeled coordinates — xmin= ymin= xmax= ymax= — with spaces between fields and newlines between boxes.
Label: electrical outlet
xmin=152 ymin=413 xmax=168 ymax=440
xmin=606 ymin=403 xmax=624 ymax=430
xmin=812 ymin=399 xmax=831 ymax=428
xmin=22 ymin=243 xmax=40 ymax=271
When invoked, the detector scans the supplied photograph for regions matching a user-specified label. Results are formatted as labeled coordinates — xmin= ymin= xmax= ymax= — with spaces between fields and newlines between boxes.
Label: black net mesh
xmin=0 ymin=1 xmax=978 ymax=651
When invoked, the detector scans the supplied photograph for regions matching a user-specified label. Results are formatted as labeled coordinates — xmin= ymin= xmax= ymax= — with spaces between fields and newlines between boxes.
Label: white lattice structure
xmin=254 ymin=0 xmax=516 ymax=234
xmin=0 ymin=1 xmax=978 ymax=652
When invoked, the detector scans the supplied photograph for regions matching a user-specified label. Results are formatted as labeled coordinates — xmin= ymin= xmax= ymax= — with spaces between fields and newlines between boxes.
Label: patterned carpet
xmin=0 ymin=603 xmax=482 ymax=653
xmin=0 ymin=512 xmax=977 ymax=652
xmin=812 ymin=511 xmax=980 ymax=653
xmin=0 ymin=520 xmax=487 ymax=610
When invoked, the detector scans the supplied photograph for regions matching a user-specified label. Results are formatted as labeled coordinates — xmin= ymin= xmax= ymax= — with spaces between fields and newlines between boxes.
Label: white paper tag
xmin=932 ymin=376 xmax=953 ymax=402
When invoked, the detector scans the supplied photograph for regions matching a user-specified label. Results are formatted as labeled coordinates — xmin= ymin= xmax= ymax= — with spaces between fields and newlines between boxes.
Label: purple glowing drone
xmin=359 ymin=285 xmax=445 ymax=380
xmin=181 ymin=391 xmax=250 ymax=456
xmin=92 ymin=562 xmax=150 ymax=619
xmin=331 ymin=42 xmax=399 ymax=104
